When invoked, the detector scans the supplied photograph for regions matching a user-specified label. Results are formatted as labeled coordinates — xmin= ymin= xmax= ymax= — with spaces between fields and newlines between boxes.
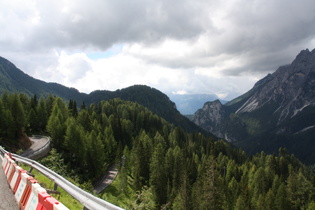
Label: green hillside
xmin=1 ymin=93 xmax=315 ymax=209
xmin=0 ymin=56 xmax=207 ymax=136
xmin=0 ymin=57 xmax=84 ymax=102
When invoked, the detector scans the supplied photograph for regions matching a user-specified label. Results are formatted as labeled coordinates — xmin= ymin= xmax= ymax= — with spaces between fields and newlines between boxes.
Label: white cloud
xmin=65 ymin=52 xmax=193 ymax=95
xmin=57 ymin=51 xmax=91 ymax=82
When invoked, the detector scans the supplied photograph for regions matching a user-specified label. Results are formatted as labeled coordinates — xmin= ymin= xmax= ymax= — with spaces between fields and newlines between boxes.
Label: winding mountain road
xmin=20 ymin=136 xmax=50 ymax=159
xmin=1 ymin=136 xmax=120 ymax=209
xmin=94 ymin=164 xmax=119 ymax=194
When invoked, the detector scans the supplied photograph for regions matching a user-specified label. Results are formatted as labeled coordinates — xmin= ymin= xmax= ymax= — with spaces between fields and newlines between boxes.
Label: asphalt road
xmin=93 ymin=164 xmax=119 ymax=194
xmin=0 ymin=158 xmax=19 ymax=210
xmin=20 ymin=136 xmax=49 ymax=158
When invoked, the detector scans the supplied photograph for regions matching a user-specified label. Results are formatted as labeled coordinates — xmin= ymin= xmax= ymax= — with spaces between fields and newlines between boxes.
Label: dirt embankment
xmin=19 ymin=133 xmax=32 ymax=150
xmin=0 ymin=132 xmax=31 ymax=153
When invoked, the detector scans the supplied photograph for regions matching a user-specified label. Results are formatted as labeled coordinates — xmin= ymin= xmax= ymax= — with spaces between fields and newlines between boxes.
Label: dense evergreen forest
xmin=1 ymin=92 xmax=315 ymax=209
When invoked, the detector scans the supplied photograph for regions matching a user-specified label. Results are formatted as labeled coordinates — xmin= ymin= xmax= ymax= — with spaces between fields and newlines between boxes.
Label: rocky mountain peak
xmin=235 ymin=48 xmax=315 ymax=122
xmin=192 ymin=99 xmax=226 ymax=137
xmin=193 ymin=48 xmax=315 ymax=136
xmin=192 ymin=49 xmax=315 ymax=164
xmin=293 ymin=48 xmax=315 ymax=64
xmin=202 ymin=99 xmax=222 ymax=110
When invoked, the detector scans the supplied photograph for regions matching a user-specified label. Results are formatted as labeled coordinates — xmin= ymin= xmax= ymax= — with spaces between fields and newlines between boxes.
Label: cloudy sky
xmin=1 ymin=0 xmax=315 ymax=100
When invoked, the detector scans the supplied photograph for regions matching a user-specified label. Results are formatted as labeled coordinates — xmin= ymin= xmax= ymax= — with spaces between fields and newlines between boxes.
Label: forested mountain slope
xmin=193 ymin=49 xmax=315 ymax=164
xmin=85 ymin=86 xmax=209 ymax=135
xmin=0 ymin=56 xmax=208 ymax=135
xmin=1 ymin=93 xmax=315 ymax=209
xmin=0 ymin=57 xmax=84 ymax=102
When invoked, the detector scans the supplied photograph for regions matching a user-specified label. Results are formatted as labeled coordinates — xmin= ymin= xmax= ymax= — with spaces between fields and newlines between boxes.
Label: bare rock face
xmin=192 ymin=100 xmax=226 ymax=137
xmin=192 ymin=48 xmax=315 ymax=145
xmin=236 ymin=49 xmax=315 ymax=124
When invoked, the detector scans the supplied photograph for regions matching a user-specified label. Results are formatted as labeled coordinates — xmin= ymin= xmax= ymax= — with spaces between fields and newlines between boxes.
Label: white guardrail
xmin=0 ymin=146 xmax=123 ymax=210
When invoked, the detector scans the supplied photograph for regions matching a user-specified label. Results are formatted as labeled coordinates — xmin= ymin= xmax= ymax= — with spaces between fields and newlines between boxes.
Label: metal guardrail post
xmin=54 ymin=183 xmax=58 ymax=191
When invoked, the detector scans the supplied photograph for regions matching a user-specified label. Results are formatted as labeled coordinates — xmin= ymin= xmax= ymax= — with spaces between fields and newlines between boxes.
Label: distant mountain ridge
xmin=168 ymin=93 xmax=226 ymax=115
xmin=0 ymin=56 xmax=209 ymax=135
xmin=234 ymin=49 xmax=315 ymax=121
xmin=0 ymin=56 xmax=85 ymax=102
xmin=192 ymin=49 xmax=315 ymax=164
xmin=84 ymin=86 xmax=209 ymax=134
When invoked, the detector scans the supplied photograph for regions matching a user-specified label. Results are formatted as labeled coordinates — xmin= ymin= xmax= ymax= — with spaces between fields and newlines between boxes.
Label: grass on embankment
xmin=99 ymin=172 xmax=136 ymax=209
xmin=20 ymin=164 xmax=83 ymax=209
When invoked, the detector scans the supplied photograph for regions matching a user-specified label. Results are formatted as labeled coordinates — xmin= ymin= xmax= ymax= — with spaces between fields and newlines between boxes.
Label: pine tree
xmin=307 ymin=201 xmax=315 ymax=210
xmin=68 ymin=99 xmax=78 ymax=117
xmin=226 ymin=159 xmax=237 ymax=182
xmin=10 ymin=94 xmax=26 ymax=138
xmin=165 ymin=147 xmax=175 ymax=200
xmin=4 ymin=109 xmax=15 ymax=141
xmin=118 ymin=164 xmax=128 ymax=194
xmin=1 ymin=92 xmax=9 ymax=109
xmin=133 ymin=186 xmax=155 ymax=209
xmin=64 ymin=117 xmax=86 ymax=166
xmin=28 ymin=108 xmax=39 ymax=132
xmin=45 ymin=95 xmax=55 ymax=116
xmin=255 ymin=194 xmax=266 ymax=210
xmin=81 ymin=101 xmax=86 ymax=110
xmin=275 ymin=183 xmax=288 ymax=210
xmin=235 ymin=185 xmax=251 ymax=210
xmin=37 ymin=96 xmax=48 ymax=132
xmin=265 ymin=189 xmax=275 ymax=210
xmin=172 ymin=169 xmax=191 ymax=210
xmin=235 ymin=194 xmax=250 ymax=210
xmin=193 ymin=156 xmax=225 ymax=210
xmin=46 ymin=98 xmax=68 ymax=150
xmin=150 ymin=143 xmax=167 ymax=207
xmin=86 ymin=130 xmax=106 ymax=178
xmin=30 ymin=94 xmax=38 ymax=110
xmin=104 ymin=125 xmax=117 ymax=162
xmin=287 ymin=166 xmax=314 ymax=209
xmin=250 ymin=167 xmax=268 ymax=207
xmin=77 ymin=109 xmax=91 ymax=132
xmin=0 ymin=100 xmax=6 ymax=136
xmin=228 ymin=177 xmax=239 ymax=209
xmin=132 ymin=131 xmax=152 ymax=191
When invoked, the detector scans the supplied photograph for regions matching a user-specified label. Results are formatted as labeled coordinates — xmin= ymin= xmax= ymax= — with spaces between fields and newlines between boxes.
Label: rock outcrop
xmin=192 ymin=100 xmax=226 ymax=137
xmin=192 ymin=49 xmax=315 ymax=164
xmin=236 ymin=49 xmax=315 ymax=123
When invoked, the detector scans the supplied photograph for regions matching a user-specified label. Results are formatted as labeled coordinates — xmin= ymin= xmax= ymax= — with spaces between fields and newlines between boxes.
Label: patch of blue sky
xmin=87 ymin=44 xmax=124 ymax=60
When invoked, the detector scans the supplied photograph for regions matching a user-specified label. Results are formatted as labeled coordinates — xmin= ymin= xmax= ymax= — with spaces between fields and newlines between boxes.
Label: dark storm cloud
xmin=127 ymin=0 xmax=315 ymax=75
xmin=3 ymin=0 xmax=315 ymax=72
xmin=21 ymin=0 xmax=212 ymax=51
xmin=219 ymin=0 xmax=315 ymax=74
